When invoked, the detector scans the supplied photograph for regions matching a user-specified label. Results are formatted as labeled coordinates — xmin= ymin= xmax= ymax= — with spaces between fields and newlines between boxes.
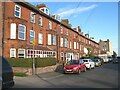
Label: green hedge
xmin=6 ymin=58 xmax=56 ymax=68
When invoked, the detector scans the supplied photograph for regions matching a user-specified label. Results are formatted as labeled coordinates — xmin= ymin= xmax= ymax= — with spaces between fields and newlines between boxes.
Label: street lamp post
xmin=32 ymin=13 xmax=36 ymax=75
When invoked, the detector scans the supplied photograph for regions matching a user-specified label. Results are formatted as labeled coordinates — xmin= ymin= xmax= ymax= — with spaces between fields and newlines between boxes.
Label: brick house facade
xmin=1 ymin=1 xmax=100 ymax=62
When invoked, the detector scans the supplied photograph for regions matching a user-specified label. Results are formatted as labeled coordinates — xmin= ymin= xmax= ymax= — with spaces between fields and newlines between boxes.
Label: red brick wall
xmin=3 ymin=2 xmax=100 ymax=61
xmin=0 ymin=2 xmax=3 ymax=56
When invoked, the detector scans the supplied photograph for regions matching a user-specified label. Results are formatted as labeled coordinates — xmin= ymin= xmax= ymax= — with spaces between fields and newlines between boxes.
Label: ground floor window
xmin=61 ymin=52 xmax=64 ymax=61
xmin=10 ymin=48 xmax=16 ymax=58
xmin=26 ymin=49 xmax=56 ymax=58
xmin=18 ymin=48 xmax=25 ymax=58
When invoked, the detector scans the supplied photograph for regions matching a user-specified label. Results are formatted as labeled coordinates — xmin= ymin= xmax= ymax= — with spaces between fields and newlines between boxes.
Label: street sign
xmin=32 ymin=40 xmax=36 ymax=45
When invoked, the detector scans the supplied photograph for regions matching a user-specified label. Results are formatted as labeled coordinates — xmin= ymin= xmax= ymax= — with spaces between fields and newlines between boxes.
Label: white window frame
xmin=38 ymin=16 xmax=42 ymax=26
xmin=10 ymin=48 xmax=16 ymax=58
xmin=48 ymin=34 xmax=52 ymax=45
xmin=80 ymin=44 xmax=81 ymax=51
xmin=18 ymin=48 xmax=25 ymax=58
xmin=30 ymin=12 xmax=35 ymax=23
xmin=60 ymin=38 xmax=63 ymax=47
xmin=18 ymin=24 xmax=26 ymax=40
xmin=77 ymin=42 xmax=79 ymax=49
xmin=64 ymin=38 xmax=67 ymax=47
xmin=30 ymin=30 xmax=35 ymax=43
xmin=52 ymin=35 xmax=56 ymax=45
xmin=60 ymin=27 xmax=63 ymax=34
xmin=61 ymin=52 xmax=64 ymax=61
xmin=74 ymin=42 xmax=76 ymax=49
xmin=38 ymin=33 xmax=43 ymax=44
xmin=45 ymin=8 xmax=49 ymax=15
xmin=67 ymin=41 xmax=69 ymax=48
xmin=14 ymin=5 xmax=21 ymax=18
xmin=66 ymin=29 xmax=68 ymax=35
xmin=74 ymin=34 xmax=75 ymax=38
xmin=70 ymin=41 xmax=72 ymax=49
xmin=10 ymin=23 xmax=16 ymax=39
xmin=49 ymin=21 xmax=52 ymax=29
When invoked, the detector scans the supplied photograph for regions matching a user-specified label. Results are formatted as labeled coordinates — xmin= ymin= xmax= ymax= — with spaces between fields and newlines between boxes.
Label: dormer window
xmin=39 ymin=7 xmax=49 ymax=15
xmin=46 ymin=9 xmax=49 ymax=15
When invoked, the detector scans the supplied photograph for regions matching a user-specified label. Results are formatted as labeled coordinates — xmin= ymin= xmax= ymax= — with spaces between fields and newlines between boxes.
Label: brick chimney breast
xmin=36 ymin=3 xmax=46 ymax=8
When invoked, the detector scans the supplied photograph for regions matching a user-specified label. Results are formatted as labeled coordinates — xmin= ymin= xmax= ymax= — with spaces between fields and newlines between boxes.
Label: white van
xmin=98 ymin=54 xmax=109 ymax=63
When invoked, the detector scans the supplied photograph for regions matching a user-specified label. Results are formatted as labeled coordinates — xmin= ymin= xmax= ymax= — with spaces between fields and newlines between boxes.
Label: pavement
xmin=11 ymin=62 xmax=119 ymax=88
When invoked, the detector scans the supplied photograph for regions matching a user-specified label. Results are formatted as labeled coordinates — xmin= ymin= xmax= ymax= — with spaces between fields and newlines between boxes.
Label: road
xmin=11 ymin=62 xmax=119 ymax=88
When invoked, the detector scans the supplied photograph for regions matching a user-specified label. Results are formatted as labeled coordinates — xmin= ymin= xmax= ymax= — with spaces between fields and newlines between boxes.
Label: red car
xmin=64 ymin=60 xmax=86 ymax=74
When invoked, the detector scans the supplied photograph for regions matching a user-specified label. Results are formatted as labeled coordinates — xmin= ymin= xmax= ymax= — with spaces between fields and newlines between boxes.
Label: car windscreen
xmin=69 ymin=60 xmax=79 ymax=65
xmin=94 ymin=59 xmax=99 ymax=62
xmin=83 ymin=60 xmax=88 ymax=62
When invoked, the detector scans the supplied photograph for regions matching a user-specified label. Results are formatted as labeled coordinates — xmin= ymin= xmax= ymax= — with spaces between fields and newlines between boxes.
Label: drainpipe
xmin=2 ymin=1 xmax=5 ymax=57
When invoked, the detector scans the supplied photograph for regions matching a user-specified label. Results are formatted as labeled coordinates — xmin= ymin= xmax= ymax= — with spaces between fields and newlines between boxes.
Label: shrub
xmin=6 ymin=58 xmax=56 ymax=68
xmin=14 ymin=72 xmax=27 ymax=77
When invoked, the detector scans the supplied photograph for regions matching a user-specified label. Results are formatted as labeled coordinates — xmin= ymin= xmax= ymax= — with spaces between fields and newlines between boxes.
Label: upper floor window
xmin=77 ymin=42 xmax=79 ymax=49
xmin=53 ymin=35 xmax=56 ymax=45
xmin=10 ymin=23 xmax=16 ymax=39
xmin=60 ymin=27 xmax=63 ymax=34
xmin=38 ymin=33 xmax=43 ymax=44
xmin=60 ymin=38 xmax=63 ymax=47
xmin=64 ymin=38 xmax=67 ymax=47
xmin=80 ymin=44 xmax=81 ymax=51
xmin=30 ymin=30 xmax=35 ymax=43
xmin=18 ymin=24 xmax=26 ymax=40
xmin=38 ymin=16 xmax=42 ymax=26
xmin=49 ymin=21 xmax=52 ymax=29
xmin=30 ymin=12 xmax=35 ymax=23
xmin=74 ymin=34 xmax=76 ymax=38
xmin=70 ymin=41 xmax=72 ymax=49
xmin=66 ymin=29 xmax=68 ymax=35
xmin=48 ymin=34 xmax=52 ymax=45
xmin=74 ymin=42 xmax=77 ymax=49
xmin=14 ymin=5 xmax=21 ymax=18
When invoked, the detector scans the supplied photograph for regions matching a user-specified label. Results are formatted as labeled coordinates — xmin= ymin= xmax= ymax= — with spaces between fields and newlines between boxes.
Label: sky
xmin=27 ymin=1 xmax=118 ymax=55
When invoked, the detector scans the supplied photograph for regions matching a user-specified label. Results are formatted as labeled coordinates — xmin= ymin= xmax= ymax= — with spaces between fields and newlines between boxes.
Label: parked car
xmin=0 ymin=56 xmax=14 ymax=89
xmin=94 ymin=57 xmax=104 ymax=65
xmin=93 ymin=59 xmax=102 ymax=67
xmin=98 ymin=54 xmax=109 ymax=63
xmin=108 ymin=57 xmax=113 ymax=62
xmin=64 ymin=59 xmax=86 ymax=74
xmin=82 ymin=59 xmax=95 ymax=69
xmin=112 ymin=58 xmax=119 ymax=64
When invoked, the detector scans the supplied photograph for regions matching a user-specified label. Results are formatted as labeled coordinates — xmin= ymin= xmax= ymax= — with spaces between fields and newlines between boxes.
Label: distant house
xmin=99 ymin=39 xmax=113 ymax=56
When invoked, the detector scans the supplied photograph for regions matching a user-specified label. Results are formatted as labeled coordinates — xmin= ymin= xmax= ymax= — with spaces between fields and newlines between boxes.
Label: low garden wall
xmin=6 ymin=57 xmax=63 ymax=76
xmin=12 ymin=64 xmax=58 ymax=75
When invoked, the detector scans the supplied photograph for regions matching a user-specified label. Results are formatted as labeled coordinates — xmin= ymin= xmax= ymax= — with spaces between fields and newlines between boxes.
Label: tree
xmin=112 ymin=51 xmax=117 ymax=58
xmin=86 ymin=47 xmax=95 ymax=59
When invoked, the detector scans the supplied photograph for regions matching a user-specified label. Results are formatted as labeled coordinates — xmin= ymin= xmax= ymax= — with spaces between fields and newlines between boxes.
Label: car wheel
xmin=89 ymin=65 xmax=91 ymax=70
